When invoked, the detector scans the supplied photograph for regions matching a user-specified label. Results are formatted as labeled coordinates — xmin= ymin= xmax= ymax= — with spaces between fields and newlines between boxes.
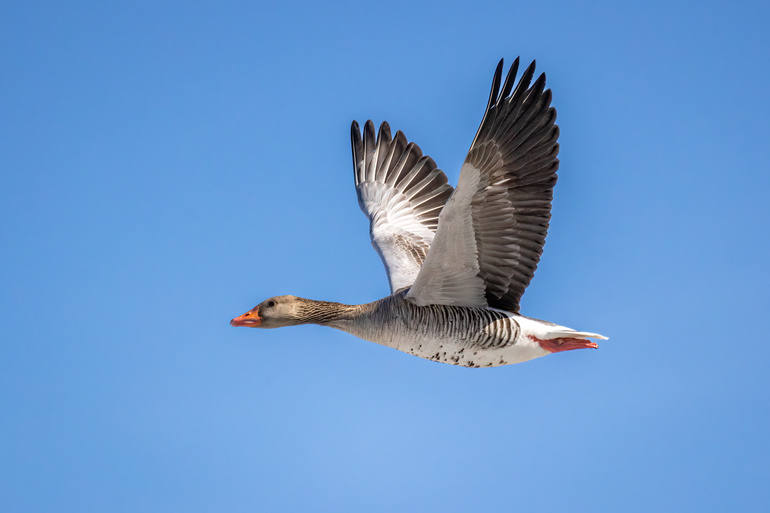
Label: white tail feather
xmin=513 ymin=314 xmax=609 ymax=341
xmin=548 ymin=329 xmax=609 ymax=340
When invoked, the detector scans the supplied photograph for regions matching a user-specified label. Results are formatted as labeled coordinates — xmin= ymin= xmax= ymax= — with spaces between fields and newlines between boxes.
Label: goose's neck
xmin=296 ymin=298 xmax=364 ymax=325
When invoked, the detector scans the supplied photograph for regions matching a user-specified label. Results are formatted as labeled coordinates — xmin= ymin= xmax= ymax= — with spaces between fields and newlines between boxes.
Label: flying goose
xmin=231 ymin=57 xmax=607 ymax=367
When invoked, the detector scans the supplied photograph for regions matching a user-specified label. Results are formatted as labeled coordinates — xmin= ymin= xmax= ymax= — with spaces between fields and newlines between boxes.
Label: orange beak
xmin=230 ymin=309 xmax=262 ymax=327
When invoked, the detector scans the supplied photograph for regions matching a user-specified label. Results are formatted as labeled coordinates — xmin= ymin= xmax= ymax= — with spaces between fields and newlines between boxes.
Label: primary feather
xmin=351 ymin=120 xmax=453 ymax=292
xmin=408 ymin=58 xmax=559 ymax=312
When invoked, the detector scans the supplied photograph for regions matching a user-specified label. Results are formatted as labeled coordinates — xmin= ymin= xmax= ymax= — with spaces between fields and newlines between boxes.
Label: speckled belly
xmin=381 ymin=326 xmax=548 ymax=367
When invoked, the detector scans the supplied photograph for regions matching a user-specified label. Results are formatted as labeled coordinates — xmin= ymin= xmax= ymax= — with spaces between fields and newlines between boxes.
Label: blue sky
xmin=2 ymin=0 xmax=769 ymax=511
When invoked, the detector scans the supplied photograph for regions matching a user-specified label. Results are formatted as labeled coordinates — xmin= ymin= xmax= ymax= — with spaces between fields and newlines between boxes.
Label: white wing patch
xmin=359 ymin=182 xmax=435 ymax=291
xmin=351 ymin=121 xmax=454 ymax=293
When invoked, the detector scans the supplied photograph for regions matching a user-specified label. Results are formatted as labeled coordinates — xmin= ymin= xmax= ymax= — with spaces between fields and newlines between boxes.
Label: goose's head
xmin=230 ymin=295 xmax=306 ymax=329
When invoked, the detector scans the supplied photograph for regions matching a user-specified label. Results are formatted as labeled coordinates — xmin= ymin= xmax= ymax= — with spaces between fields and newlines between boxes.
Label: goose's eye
xmin=266 ymin=300 xmax=275 ymax=308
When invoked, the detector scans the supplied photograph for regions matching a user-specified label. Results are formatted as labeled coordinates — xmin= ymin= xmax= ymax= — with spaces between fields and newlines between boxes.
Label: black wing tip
xmin=486 ymin=59 xmax=505 ymax=112
xmin=526 ymin=72 xmax=547 ymax=101
xmin=417 ymin=154 xmax=436 ymax=167
xmin=523 ymin=60 xmax=537 ymax=84
xmin=404 ymin=141 xmax=421 ymax=157
xmin=508 ymin=59 xmax=538 ymax=101
xmin=542 ymin=89 xmax=553 ymax=109
xmin=377 ymin=121 xmax=392 ymax=145
xmin=351 ymin=122 xmax=362 ymax=181
xmin=353 ymin=120 xmax=393 ymax=139
xmin=493 ymin=56 xmax=540 ymax=106
xmin=350 ymin=121 xmax=362 ymax=144
xmin=499 ymin=56 xmax=521 ymax=101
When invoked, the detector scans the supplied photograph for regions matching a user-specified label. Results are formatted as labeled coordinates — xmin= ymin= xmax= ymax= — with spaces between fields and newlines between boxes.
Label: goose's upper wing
xmin=407 ymin=58 xmax=559 ymax=312
xmin=351 ymin=120 xmax=454 ymax=293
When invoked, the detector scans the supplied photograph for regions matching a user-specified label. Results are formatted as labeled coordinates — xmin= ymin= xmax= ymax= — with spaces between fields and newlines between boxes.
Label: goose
xmin=231 ymin=57 xmax=607 ymax=367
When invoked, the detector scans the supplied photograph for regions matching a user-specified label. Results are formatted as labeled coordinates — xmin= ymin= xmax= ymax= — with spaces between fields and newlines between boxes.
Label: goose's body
xmin=325 ymin=292 xmax=601 ymax=367
xmin=231 ymin=57 xmax=607 ymax=367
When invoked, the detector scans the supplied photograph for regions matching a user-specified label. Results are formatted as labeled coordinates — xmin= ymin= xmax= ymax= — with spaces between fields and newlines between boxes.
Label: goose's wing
xmin=407 ymin=58 xmax=559 ymax=312
xmin=351 ymin=120 xmax=454 ymax=293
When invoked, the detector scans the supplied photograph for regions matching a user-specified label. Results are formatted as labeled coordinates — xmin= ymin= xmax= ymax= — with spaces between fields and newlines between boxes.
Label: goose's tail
xmin=517 ymin=316 xmax=609 ymax=354
xmin=547 ymin=329 xmax=609 ymax=341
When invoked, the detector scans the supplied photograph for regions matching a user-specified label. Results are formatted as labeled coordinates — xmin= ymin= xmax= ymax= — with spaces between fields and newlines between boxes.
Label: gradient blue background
xmin=2 ymin=1 xmax=769 ymax=511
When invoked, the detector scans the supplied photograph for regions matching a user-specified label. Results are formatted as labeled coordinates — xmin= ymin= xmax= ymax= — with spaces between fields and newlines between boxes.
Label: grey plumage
xmin=324 ymin=292 xmax=523 ymax=367
xmin=403 ymin=58 xmax=559 ymax=312
xmin=465 ymin=58 xmax=559 ymax=312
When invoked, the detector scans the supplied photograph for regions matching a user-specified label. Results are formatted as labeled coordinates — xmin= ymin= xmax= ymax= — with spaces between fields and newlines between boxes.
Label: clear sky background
xmin=2 ymin=1 xmax=769 ymax=511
